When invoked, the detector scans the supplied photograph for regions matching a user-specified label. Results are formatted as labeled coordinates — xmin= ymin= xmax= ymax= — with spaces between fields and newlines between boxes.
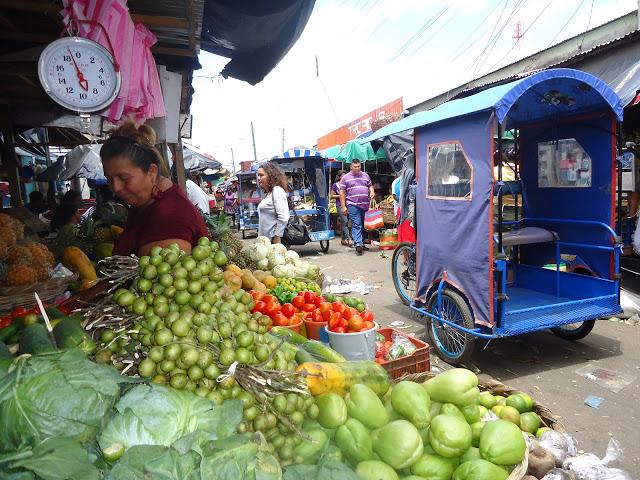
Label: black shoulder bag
xmin=282 ymin=205 xmax=310 ymax=247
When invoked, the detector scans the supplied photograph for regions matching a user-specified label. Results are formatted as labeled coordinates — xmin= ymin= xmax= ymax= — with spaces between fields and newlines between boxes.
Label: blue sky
xmin=190 ymin=0 xmax=637 ymax=169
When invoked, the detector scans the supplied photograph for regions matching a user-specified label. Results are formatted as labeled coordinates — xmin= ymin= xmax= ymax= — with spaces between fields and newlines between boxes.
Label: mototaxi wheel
xmin=551 ymin=320 xmax=595 ymax=340
xmin=391 ymin=243 xmax=416 ymax=306
xmin=427 ymin=289 xmax=475 ymax=365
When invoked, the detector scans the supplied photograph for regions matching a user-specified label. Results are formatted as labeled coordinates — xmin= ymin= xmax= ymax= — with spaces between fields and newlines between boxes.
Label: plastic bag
xmin=541 ymin=468 xmax=577 ymax=480
xmin=539 ymin=430 xmax=578 ymax=467
xmin=562 ymin=438 xmax=632 ymax=480
xmin=387 ymin=331 xmax=417 ymax=360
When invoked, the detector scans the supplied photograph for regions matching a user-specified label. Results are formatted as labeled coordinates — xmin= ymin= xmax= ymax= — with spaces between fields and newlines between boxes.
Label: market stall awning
xmin=36 ymin=144 xmax=104 ymax=182
xmin=271 ymin=146 xmax=323 ymax=160
xmin=326 ymin=140 xmax=386 ymax=163
xmin=201 ymin=0 xmax=316 ymax=85
xmin=365 ymin=68 xmax=624 ymax=143
xmin=182 ymin=146 xmax=222 ymax=172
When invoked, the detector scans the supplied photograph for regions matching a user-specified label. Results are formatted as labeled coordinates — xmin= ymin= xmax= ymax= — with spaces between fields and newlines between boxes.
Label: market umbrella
xmin=334 ymin=140 xmax=382 ymax=163
xmin=182 ymin=146 xmax=222 ymax=172
xmin=320 ymin=144 xmax=344 ymax=159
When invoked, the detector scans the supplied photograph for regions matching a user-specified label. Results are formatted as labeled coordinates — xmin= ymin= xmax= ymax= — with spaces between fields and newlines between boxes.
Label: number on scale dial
xmin=38 ymin=37 xmax=121 ymax=113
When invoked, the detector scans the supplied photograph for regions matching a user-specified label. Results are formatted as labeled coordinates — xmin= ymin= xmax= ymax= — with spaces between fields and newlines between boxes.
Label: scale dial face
xmin=38 ymin=37 xmax=121 ymax=113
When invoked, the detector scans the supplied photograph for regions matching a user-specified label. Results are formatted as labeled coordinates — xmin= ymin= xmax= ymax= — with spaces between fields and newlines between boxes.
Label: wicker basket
xmin=393 ymin=372 xmax=564 ymax=480
xmin=380 ymin=203 xmax=396 ymax=226
xmin=0 ymin=273 xmax=78 ymax=314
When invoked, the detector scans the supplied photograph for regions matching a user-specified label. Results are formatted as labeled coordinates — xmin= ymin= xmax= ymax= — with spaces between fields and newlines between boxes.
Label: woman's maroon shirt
xmin=113 ymin=184 xmax=209 ymax=256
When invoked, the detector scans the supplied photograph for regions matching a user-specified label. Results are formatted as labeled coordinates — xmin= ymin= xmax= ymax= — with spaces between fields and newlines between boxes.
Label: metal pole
xmin=230 ymin=147 xmax=236 ymax=174
xmin=43 ymin=128 xmax=52 ymax=167
xmin=616 ymin=122 xmax=624 ymax=236
xmin=281 ymin=128 xmax=285 ymax=152
xmin=250 ymin=121 xmax=258 ymax=162
xmin=497 ymin=124 xmax=504 ymax=251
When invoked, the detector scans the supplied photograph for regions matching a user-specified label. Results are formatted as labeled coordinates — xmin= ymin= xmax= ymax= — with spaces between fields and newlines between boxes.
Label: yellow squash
xmin=63 ymin=246 xmax=97 ymax=282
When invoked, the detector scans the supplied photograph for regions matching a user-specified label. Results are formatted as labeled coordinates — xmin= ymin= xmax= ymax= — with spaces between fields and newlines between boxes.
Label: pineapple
xmin=93 ymin=227 xmax=113 ymax=242
xmin=34 ymin=264 xmax=50 ymax=282
xmin=0 ymin=261 xmax=7 ymax=280
xmin=26 ymin=242 xmax=55 ymax=268
xmin=204 ymin=212 xmax=243 ymax=260
xmin=6 ymin=245 xmax=32 ymax=265
xmin=0 ymin=228 xmax=16 ymax=247
xmin=0 ymin=238 xmax=9 ymax=261
xmin=4 ymin=265 xmax=38 ymax=285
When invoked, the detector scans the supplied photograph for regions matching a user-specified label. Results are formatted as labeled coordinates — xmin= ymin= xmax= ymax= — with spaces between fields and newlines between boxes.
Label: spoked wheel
xmin=551 ymin=320 xmax=595 ymax=340
xmin=391 ymin=243 xmax=416 ymax=305
xmin=427 ymin=289 xmax=475 ymax=365
xmin=320 ymin=240 xmax=330 ymax=253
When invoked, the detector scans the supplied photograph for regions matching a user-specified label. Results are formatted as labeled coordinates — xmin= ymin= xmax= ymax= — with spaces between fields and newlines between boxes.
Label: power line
xmin=408 ymin=5 xmax=464 ymax=57
xmin=449 ymin=0 xmax=508 ymax=62
xmin=466 ymin=0 xmax=511 ymax=70
xmin=546 ymin=0 xmax=586 ymax=47
xmin=578 ymin=0 xmax=595 ymax=49
xmin=468 ymin=0 xmax=528 ymax=76
xmin=389 ymin=5 xmax=451 ymax=63
xmin=483 ymin=0 xmax=554 ymax=74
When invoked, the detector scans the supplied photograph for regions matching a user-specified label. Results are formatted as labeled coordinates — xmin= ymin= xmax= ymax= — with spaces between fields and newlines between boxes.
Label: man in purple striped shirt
xmin=339 ymin=159 xmax=375 ymax=255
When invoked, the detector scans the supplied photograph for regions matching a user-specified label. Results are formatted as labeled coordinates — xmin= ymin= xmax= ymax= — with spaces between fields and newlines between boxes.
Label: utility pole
xmin=281 ymin=128 xmax=285 ymax=152
xmin=250 ymin=121 xmax=258 ymax=162
xmin=230 ymin=147 xmax=236 ymax=174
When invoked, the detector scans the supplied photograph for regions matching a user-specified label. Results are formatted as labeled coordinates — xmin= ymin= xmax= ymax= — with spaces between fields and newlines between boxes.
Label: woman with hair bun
xmin=256 ymin=162 xmax=289 ymax=244
xmin=101 ymin=120 xmax=208 ymax=256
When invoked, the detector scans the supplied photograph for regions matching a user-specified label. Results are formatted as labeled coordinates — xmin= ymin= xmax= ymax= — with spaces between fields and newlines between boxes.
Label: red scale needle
xmin=67 ymin=48 xmax=89 ymax=91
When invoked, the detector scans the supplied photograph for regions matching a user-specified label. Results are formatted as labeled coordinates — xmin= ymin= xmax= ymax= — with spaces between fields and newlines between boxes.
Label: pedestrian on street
xmin=256 ymin=162 xmax=290 ymax=244
xmin=224 ymin=178 xmax=238 ymax=226
xmin=330 ymin=170 xmax=353 ymax=246
xmin=339 ymin=159 xmax=375 ymax=255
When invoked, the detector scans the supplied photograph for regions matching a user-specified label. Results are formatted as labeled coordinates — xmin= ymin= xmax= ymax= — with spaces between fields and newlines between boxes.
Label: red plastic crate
xmin=376 ymin=327 xmax=431 ymax=379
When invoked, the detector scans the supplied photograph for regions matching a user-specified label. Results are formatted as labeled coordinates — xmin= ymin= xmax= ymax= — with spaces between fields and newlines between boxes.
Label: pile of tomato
xmin=0 ymin=304 xmax=72 ymax=329
xmin=249 ymin=290 xmax=375 ymax=333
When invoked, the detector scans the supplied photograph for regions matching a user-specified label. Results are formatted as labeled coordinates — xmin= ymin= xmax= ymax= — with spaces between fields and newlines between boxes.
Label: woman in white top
xmin=257 ymin=162 xmax=289 ymax=243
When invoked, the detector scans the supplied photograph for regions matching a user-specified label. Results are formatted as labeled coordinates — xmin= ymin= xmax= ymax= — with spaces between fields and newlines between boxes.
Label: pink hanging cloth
xmin=60 ymin=0 xmax=166 ymax=123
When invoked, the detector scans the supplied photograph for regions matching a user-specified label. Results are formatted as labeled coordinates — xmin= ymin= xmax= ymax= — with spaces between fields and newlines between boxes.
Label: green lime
xmin=181 ymin=348 xmax=200 ymax=366
xmin=164 ymin=343 xmax=182 ymax=360
xmin=208 ymin=390 xmax=224 ymax=405
xmin=154 ymin=328 xmax=173 ymax=346
xmin=139 ymin=256 xmax=150 ymax=267
xmin=235 ymin=347 xmax=251 ymax=364
xmin=196 ymin=326 xmax=212 ymax=343
xmin=191 ymin=245 xmax=209 ymax=261
xmin=102 ymin=443 xmax=125 ymax=462
xmin=204 ymin=363 xmax=221 ymax=379
xmin=136 ymin=278 xmax=152 ymax=293
xmin=173 ymin=266 xmax=188 ymax=279
xmin=213 ymin=250 xmax=227 ymax=266
xmin=188 ymin=365 xmax=204 ymax=381
xmin=164 ymin=251 xmax=179 ymax=266
xmin=170 ymin=373 xmax=188 ymax=389
xmin=156 ymin=262 xmax=171 ymax=275
xmin=149 ymin=254 xmax=162 ymax=266
xmin=116 ymin=291 xmax=135 ymax=308
xmin=182 ymin=257 xmax=197 ymax=271
xmin=174 ymin=291 xmax=191 ymax=305
xmin=197 ymin=350 xmax=214 ymax=369
xmin=142 ymin=265 xmax=157 ymax=280
xmin=148 ymin=346 xmax=164 ymax=362
xmin=159 ymin=359 xmax=176 ymax=373
xmin=138 ymin=358 xmax=156 ymax=378
xmin=219 ymin=348 xmax=236 ymax=366
xmin=171 ymin=319 xmax=190 ymax=337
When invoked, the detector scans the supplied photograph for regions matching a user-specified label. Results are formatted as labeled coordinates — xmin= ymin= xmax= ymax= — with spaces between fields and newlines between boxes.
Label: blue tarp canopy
xmin=364 ymin=69 xmax=624 ymax=143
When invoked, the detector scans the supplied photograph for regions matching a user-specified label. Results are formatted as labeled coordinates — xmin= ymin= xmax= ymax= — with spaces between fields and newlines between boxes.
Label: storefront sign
xmin=317 ymin=97 xmax=403 ymax=150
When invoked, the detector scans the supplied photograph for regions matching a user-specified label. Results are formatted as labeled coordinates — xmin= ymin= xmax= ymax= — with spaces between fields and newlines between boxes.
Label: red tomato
xmin=263 ymin=294 xmax=276 ymax=305
xmin=0 ymin=315 xmax=11 ymax=328
xmin=342 ymin=308 xmax=353 ymax=320
xmin=292 ymin=295 xmax=305 ymax=309
xmin=11 ymin=306 xmax=27 ymax=318
xmin=363 ymin=321 xmax=375 ymax=331
xmin=314 ymin=296 xmax=326 ymax=307
xmin=318 ymin=303 xmax=331 ymax=314
xmin=348 ymin=315 xmax=364 ymax=332
xmin=57 ymin=305 xmax=73 ymax=316
xmin=322 ymin=309 xmax=333 ymax=322
xmin=328 ymin=314 xmax=341 ymax=329
xmin=374 ymin=357 xmax=386 ymax=365
xmin=303 ymin=291 xmax=316 ymax=304
xmin=331 ymin=302 xmax=345 ymax=313
xmin=281 ymin=303 xmax=296 ymax=318
xmin=333 ymin=326 xmax=347 ymax=334
xmin=272 ymin=313 xmax=290 ymax=326
xmin=338 ymin=317 xmax=349 ymax=329
xmin=251 ymin=291 xmax=265 ymax=302
xmin=362 ymin=310 xmax=374 ymax=323
xmin=253 ymin=301 xmax=267 ymax=314
xmin=302 ymin=303 xmax=316 ymax=313
xmin=312 ymin=312 xmax=324 ymax=323
xmin=266 ymin=303 xmax=282 ymax=317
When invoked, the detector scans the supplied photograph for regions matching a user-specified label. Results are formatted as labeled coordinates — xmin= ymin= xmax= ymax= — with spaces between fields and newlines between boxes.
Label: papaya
xmin=263 ymin=275 xmax=277 ymax=289
xmin=62 ymin=246 xmax=97 ymax=281
xmin=110 ymin=225 xmax=124 ymax=239
xmin=296 ymin=361 xmax=390 ymax=396
xmin=241 ymin=271 xmax=257 ymax=290
xmin=253 ymin=270 xmax=267 ymax=282
xmin=253 ymin=281 xmax=267 ymax=293
xmin=225 ymin=264 xmax=242 ymax=275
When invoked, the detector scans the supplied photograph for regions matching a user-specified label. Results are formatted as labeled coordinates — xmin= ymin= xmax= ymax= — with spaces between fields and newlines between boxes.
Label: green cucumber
xmin=301 ymin=340 xmax=346 ymax=363
xmin=19 ymin=323 xmax=55 ymax=355
xmin=269 ymin=326 xmax=307 ymax=345
xmin=295 ymin=348 xmax=316 ymax=364
xmin=0 ymin=324 xmax=19 ymax=343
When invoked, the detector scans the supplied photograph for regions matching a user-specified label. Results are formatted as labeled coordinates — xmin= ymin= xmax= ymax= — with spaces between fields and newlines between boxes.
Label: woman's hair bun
xmin=109 ymin=120 xmax=156 ymax=147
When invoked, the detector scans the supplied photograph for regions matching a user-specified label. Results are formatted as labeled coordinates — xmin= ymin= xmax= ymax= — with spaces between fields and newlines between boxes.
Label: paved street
xmin=279 ymin=237 xmax=640 ymax=476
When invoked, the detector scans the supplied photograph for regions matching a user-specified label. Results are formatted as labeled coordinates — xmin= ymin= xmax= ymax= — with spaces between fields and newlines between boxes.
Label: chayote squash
xmin=335 ymin=418 xmax=373 ymax=464
xmin=372 ymin=420 xmax=424 ymax=469
xmin=356 ymin=460 xmax=399 ymax=480
xmin=479 ymin=419 xmax=525 ymax=465
xmin=452 ymin=459 xmax=508 ymax=480
xmin=461 ymin=405 xmax=481 ymax=424
xmin=423 ymin=369 xmax=479 ymax=406
xmin=410 ymin=453 xmax=458 ymax=480
xmin=391 ymin=381 xmax=431 ymax=429
xmin=428 ymin=415 xmax=472 ymax=458
xmin=460 ymin=447 xmax=482 ymax=464
xmin=292 ymin=428 xmax=328 ymax=464
xmin=470 ymin=422 xmax=484 ymax=447
xmin=346 ymin=383 xmax=389 ymax=429
xmin=440 ymin=404 xmax=465 ymax=421
xmin=315 ymin=392 xmax=347 ymax=429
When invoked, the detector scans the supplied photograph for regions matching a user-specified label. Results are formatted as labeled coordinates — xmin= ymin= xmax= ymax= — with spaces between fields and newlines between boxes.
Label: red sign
xmin=317 ymin=98 xmax=403 ymax=150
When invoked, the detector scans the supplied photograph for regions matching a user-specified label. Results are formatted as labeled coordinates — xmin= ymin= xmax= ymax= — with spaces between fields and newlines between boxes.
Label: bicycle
xmin=391 ymin=242 xmax=416 ymax=305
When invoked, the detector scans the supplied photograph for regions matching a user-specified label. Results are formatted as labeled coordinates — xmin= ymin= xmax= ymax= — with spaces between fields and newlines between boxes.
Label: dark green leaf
xmin=11 ymin=438 xmax=100 ymax=480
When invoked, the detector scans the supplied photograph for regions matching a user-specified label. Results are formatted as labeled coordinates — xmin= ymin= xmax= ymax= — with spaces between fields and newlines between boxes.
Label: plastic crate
xmin=376 ymin=327 xmax=430 ymax=379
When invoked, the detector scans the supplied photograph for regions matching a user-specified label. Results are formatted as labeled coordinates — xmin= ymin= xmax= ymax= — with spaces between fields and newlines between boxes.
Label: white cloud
xmin=190 ymin=0 xmax=636 ymax=170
